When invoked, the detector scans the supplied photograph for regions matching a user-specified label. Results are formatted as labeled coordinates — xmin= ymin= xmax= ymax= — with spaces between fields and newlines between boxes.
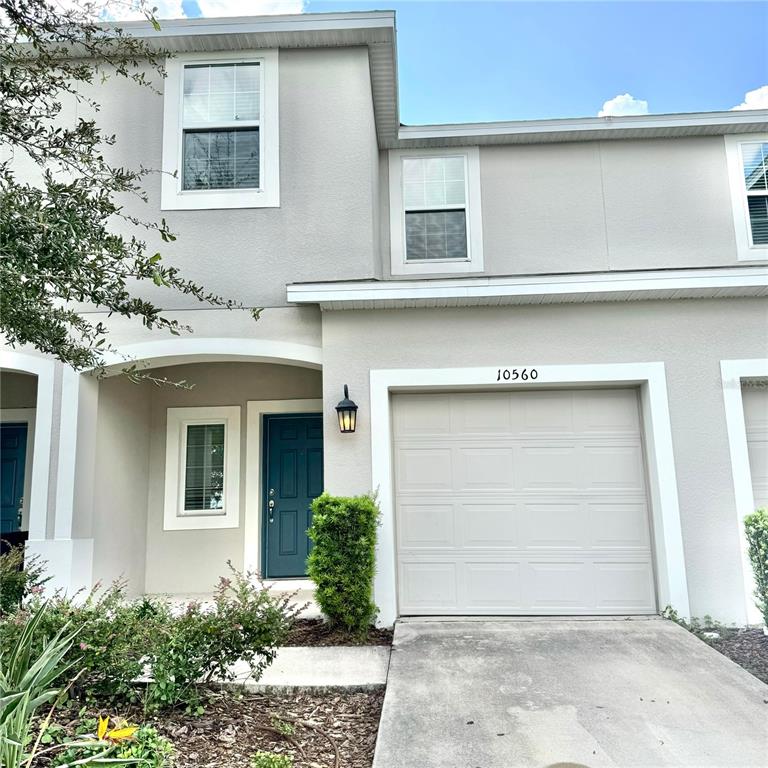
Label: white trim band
xmin=288 ymin=266 xmax=768 ymax=309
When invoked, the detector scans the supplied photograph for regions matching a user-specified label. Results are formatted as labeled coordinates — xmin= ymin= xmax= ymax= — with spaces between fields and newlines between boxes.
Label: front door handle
xmin=268 ymin=498 xmax=275 ymax=523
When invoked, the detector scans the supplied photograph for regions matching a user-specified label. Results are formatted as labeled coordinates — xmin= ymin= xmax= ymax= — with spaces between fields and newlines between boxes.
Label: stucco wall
xmin=320 ymin=297 xmax=768 ymax=623
xmin=74 ymin=46 xmax=379 ymax=310
xmin=92 ymin=375 xmax=151 ymax=594
xmin=142 ymin=361 xmax=322 ymax=594
xmin=381 ymin=136 xmax=750 ymax=278
xmin=0 ymin=371 xmax=38 ymax=408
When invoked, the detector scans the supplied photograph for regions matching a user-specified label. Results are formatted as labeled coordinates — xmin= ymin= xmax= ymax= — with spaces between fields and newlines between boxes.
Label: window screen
xmin=402 ymin=156 xmax=468 ymax=261
xmin=181 ymin=63 xmax=260 ymax=191
xmin=184 ymin=423 xmax=225 ymax=511
xmin=742 ymin=142 xmax=768 ymax=245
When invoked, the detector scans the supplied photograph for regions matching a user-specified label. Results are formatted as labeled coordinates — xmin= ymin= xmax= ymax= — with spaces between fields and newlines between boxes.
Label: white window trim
xmin=724 ymin=134 xmax=768 ymax=262
xmin=161 ymin=50 xmax=279 ymax=210
xmin=388 ymin=146 xmax=484 ymax=275
xmin=163 ymin=406 xmax=241 ymax=530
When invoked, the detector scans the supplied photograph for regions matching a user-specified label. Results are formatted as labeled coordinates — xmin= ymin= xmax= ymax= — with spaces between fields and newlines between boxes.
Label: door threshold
xmin=263 ymin=578 xmax=314 ymax=591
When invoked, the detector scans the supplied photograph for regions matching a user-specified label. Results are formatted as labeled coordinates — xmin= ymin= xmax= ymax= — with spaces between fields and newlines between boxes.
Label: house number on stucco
xmin=496 ymin=368 xmax=539 ymax=381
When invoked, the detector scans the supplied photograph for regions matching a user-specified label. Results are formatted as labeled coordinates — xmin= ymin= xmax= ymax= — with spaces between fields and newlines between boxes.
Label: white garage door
xmin=743 ymin=386 xmax=768 ymax=509
xmin=393 ymin=389 xmax=657 ymax=615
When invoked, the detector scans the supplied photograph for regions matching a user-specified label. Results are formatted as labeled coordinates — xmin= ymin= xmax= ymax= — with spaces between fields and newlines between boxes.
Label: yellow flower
xmin=97 ymin=715 xmax=138 ymax=743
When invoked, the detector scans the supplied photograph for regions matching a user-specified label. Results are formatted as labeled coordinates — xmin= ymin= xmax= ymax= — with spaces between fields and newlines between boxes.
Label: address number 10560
xmin=496 ymin=368 xmax=539 ymax=382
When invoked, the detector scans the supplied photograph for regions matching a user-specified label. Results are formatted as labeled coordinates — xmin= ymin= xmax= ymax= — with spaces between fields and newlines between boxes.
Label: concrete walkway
xmin=227 ymin=645 xmax=391 ymax=692
xmin=373 ymin=619 xmax=768 ymax=768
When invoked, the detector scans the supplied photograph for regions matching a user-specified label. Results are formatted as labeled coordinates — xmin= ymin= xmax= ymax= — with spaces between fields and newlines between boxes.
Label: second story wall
xmin=83 ymin=45 xmax=380 ymax=309
xmin=381 ymin=135 xmax=746 ymax=279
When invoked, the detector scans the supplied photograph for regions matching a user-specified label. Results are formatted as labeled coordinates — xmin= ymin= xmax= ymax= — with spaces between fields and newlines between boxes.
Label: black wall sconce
xmin=335 ymin=384 xmax=358 ymax=433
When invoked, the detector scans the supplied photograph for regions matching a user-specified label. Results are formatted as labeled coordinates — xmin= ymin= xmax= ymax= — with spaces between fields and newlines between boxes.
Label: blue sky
xmin=173 ymin=1 xmax=768 ymax=124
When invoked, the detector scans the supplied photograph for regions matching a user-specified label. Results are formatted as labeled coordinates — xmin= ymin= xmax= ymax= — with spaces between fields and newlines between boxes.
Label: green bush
xmin=251 ymin=751 xmax=293 ymax=768
xmin=0 ymin=543 xmax=49 ymax=615
xmin=144 ymin=564 xmax=301 ymax=713
xmin=745 ymin=507 xmax=768 ymax=626
xmin=307 ymin=492 xmax=379 ymax=635
xmin=0 ymin=564 xmax=302 ymax=713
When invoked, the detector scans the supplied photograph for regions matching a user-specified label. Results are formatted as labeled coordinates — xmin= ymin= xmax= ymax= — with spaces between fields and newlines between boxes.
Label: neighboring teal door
xmin=1 ymin=423 xmax=28 ymax=535
xmin=263 ymin=414 xmax=323 ymax=578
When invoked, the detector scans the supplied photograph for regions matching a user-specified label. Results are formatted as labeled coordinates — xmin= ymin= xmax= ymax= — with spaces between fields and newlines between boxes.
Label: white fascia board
xmin=287 ymin=266 xmax=768 ymax=306
xmin=113 ymin=11 xmax=395 ymax=40
xmin=399 ymin=110 xmax=768 ymax=142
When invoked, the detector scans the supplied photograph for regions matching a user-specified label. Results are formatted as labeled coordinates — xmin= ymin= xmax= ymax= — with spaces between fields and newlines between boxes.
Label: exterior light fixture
xmin=335 ymin=384 xmax=358 ymax=433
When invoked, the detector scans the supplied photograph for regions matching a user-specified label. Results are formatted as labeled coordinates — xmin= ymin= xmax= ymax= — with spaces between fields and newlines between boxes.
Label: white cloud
xmin=598 ymin=93 xmax=649 ymax=118
xmin=731 ymin=85 xmax=768 ymax=111
xmin=65 ymin=0 xmax=305 ymax=21
xmin=194 ymin=0 xmax=304 ymax=16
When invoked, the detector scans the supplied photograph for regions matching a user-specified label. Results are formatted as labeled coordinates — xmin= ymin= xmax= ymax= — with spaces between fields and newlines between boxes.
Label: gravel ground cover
xmin=698 ymin=626 xmax=768 ymax=686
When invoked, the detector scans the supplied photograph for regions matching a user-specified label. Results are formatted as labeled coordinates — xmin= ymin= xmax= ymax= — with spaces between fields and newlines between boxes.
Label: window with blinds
xmin=402 ymin=156 xmax=469 ymax=261
xmin=181 ymin=63 xmax=260 ymax=191
xmin=184 ymin=423 xmax=226 ymax=511
xmin=742 ymin=142 xmax=768 ymax=245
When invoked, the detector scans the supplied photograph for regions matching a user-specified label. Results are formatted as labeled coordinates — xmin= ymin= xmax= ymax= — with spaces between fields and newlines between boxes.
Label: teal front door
xmin=263 ymin=414 xmax=323 ymax=578
xmin=1 ymin=423 xmax=28 ymax=535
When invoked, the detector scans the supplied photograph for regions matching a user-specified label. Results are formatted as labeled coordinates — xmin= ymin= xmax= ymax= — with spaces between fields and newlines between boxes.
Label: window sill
xmin=160 ymin=187 xmax=279 ymax=211
xmin=391 ymin=259 xmax=484 ymax=276
xmin=737 ymin=247 xmax=768 ymax=262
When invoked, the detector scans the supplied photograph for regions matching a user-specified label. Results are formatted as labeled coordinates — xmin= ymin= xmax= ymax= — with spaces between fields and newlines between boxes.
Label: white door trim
xmin=0 ymin=352 xmax=55 ymax=540
xmin=721 ymin=358 xmax=768 ymax=625
xmin=244 ymin=398 xmax=323 ymax=579
xmin=370 ymin=362 xmax=690 ymax=626
xmin=0 ymin=408 xmax=37 ymax=531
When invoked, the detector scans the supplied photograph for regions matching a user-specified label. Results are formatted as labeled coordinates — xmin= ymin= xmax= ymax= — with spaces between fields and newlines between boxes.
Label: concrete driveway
xmin=373 ymin=619 xmax=768 ymax=768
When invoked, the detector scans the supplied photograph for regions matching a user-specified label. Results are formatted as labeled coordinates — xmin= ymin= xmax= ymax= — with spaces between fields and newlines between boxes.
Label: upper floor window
xmin=389 ymin=147 xmax=484 ymax=275
xmin=725 ymin=135 xmax=768 ymax=261
xmin=161 ymin=51 xmax=279 ymax=210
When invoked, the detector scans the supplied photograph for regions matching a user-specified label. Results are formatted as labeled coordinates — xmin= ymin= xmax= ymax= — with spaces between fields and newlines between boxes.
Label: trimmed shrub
xmin=745 ymin=507 xmax=768 ymax=626
xmin=307 ymin=492 xmax=379 ymax=634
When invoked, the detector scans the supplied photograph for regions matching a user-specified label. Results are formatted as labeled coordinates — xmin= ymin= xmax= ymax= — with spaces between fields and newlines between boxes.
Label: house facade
xmin=1 ymin=11 xmax=767 ymax=627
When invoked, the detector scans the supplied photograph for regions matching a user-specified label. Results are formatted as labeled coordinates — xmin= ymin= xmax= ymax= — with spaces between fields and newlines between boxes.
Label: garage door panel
xmin=594 ymin=561 xmax=656 ymax=609
xmin=577 ymin=389 xmax=642 ymax=434
xmin=462 ymin=562 xmax=522 ymax=608
xmin=518 ymin=445 xmax=580 ymax=489
xmin=398 ymin=503 xmax=456 ymax=549
xmin=397 ymin=448 xmax=452 ymax=490
xmin=584 ymin=444 xmax=647 ymax=490
xmin=452 ymin=392 xmax=515 ymax=434
xmin=520 ymin=391 xmax=576 ymax=433
xmin=589 ymin=502 xmax=651 ymax=549
xmin=399 ymin=562 xmax=457 ymax=610
xmin=392 ymin=394 xmax=452 ymax=436
xmin=458 ymin=448 xmax=515 ymax=489
xmin=522 ymin=502 xmax=585 ymax=549
xmin=527 ymin=561 xmax=593 ymax=609
xmin=394 ymin=389 xmax=656 ymax=616
xmin=462 ymin=503 xmax=519 ymax=548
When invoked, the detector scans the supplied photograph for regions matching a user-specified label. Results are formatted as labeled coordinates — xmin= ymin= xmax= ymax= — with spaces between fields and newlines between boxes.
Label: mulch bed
xmin=284 ymin=619 xmax=393 ymax=647
xmin=150 ymin=689 xmax=385 ymax=768
xmin=698 ymin=626 xmax=768 ymax=686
